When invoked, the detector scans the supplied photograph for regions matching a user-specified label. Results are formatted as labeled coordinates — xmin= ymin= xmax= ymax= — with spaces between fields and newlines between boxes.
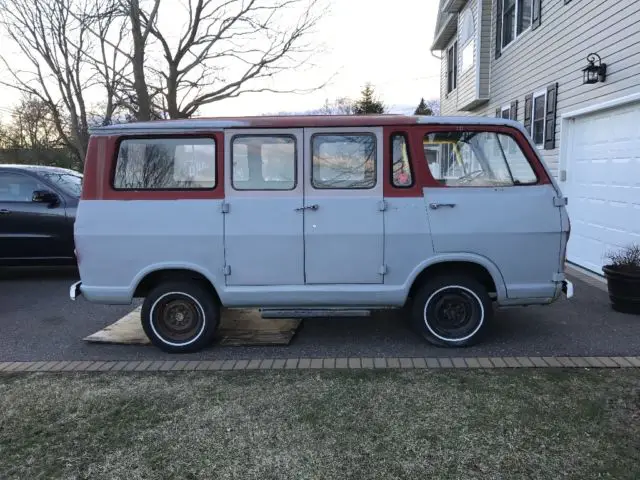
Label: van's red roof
xmin=90 ymin=114 xmax=525 ymax=134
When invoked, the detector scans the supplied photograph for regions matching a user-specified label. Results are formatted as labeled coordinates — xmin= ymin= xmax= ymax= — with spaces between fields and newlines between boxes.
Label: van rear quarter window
xmin=113 ymin=137 xmax=216 ymax=190
xmin=391 ymin=133 xmax=413 ymax=187
xmin=423 ymin=130 xmax=538 ymax=187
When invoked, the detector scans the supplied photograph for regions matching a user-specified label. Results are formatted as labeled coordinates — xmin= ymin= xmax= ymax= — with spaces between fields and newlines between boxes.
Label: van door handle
xmin=429 ymin=203 xmax=456 ymax=210
xmin=0 ymin=209 xmax=11 ymax=215
xmin=295 ymin=204 xmax=319 ymax=212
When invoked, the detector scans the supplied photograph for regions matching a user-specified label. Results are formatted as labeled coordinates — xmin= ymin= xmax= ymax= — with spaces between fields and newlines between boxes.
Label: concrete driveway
xmin=1 ymin=266 xmax=639 ymax=362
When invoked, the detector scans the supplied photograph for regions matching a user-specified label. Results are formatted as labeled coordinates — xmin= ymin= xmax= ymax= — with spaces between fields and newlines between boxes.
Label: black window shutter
xmin=544 ymin=82 xmax=558 ymax=150
xmin=510 ymin=100 xmax=518 ymax=121
xmin=496 ymin=107 xmax=501 ymax=118
xmin=524 ymin=94 xmax=533 ymax=134
xmin=453 ymin=41 xmax=458 ymax=89
xmin=532 ymin=0 xmax=542 ymax=30
xmin=495 ymin=0 xmax=503 ymax=58
xmin=447 ymin=48 xmax=453 ymax=93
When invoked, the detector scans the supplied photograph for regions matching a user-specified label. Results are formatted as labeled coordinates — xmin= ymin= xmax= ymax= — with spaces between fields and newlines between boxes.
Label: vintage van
xmin=70 ymin=115 xmax=573 ymax=353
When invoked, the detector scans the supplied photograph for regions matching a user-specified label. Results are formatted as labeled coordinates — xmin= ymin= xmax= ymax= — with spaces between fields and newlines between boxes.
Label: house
xmin=430 ymin=0 xmax=640 ymax=275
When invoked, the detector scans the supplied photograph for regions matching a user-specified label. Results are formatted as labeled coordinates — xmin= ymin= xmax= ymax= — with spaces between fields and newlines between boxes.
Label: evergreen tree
xmin=414 ymin=97 xmax=433 ymax=115
xmin=353 ymin=83 xmax=385 ymax=114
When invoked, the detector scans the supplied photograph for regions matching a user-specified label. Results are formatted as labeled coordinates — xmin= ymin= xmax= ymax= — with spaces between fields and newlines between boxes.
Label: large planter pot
xmin=602 ymin=265 xmax=640 ymax=315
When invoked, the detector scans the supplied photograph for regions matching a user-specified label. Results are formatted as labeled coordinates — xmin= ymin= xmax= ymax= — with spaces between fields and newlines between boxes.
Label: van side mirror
xmin=32 ymin=190 xmax=60 ymax=206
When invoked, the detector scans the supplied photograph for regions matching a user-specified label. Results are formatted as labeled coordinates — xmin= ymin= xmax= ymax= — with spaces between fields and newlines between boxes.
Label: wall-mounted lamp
xmin=583 ymin=53 xmax=607 ymax=84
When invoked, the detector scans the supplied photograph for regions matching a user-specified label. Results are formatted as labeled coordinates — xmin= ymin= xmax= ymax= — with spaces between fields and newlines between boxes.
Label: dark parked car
xmin=0 ymin=164 xmax=82 ymax=266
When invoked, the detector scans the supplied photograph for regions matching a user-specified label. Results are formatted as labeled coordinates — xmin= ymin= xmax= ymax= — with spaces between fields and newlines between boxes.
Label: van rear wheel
xmin=411 ymin=274 xmax=492 ymax=347
xmin=141 ymin=281 xmax=219 ymax=353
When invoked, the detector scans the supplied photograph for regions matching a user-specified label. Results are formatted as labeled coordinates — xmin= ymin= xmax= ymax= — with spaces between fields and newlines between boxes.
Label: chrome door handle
xmin=295 ymin=204 xmax=319 ymax=212
xmin=0 ymin=209 xmax=11 ymax=215
xmin=429 ymin=203 xmax=456 ymax=210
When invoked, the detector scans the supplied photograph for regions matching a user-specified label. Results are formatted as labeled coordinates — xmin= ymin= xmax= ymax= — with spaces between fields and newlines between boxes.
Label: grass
xmin=0 ymin=369 xmax=639 ymax=480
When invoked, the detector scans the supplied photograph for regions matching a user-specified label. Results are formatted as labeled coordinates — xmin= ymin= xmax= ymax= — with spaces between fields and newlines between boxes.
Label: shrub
xmin=605 ymin=244 xmax=640 ymax=271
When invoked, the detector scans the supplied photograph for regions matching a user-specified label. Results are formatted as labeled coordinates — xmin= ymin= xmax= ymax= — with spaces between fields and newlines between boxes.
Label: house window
xmin=447 ymin=41 xmax=458 ymax=93
xmin=502 ymin=0 xmax=533 ymax=48
xmin=518 ymin=0 xmax=533 ymax=33
xmin=459 ymin=8 xmax=475 ymax=71
xmin=532 ymin=90 xmax=546 ymax=146
xmin=501 ymin=105 xmax=511 ymax=119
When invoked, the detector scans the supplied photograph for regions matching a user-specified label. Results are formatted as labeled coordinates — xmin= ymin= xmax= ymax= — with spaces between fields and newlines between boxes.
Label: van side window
xmin=423 ymin=131 xmax=538 ymax=186
xmin=391 ymin=134 xmax=413 ymax=187
xmin=113 ymin=137 xmax=216 ymax=190
xmin=311 ymin=134 xmax=376 ymax=189
xmin=232 ymin=135 xmax=296 ymax=190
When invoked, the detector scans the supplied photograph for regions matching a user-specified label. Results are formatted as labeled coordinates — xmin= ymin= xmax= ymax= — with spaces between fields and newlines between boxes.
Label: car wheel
xmin=141 ymin=281 xmax=219 ymax=353
xmin=411 ymin=275 xmax=492 ymax=348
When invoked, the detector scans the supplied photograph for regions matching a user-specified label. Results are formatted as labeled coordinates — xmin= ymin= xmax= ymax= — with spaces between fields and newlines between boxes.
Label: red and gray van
xmin=70 ymin=115 xmax=572 ymax=353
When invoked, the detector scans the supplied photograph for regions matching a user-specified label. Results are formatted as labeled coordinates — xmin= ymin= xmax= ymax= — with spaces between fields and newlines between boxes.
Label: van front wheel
xmin=141 ymin=281 xmax=219 ymax=353
xmin=411 ymin=275 xmax=492 ymax=348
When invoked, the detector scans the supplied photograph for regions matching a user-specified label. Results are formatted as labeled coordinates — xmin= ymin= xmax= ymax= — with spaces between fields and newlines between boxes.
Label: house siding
xmin=478 ymin=0 xmax=492 ymax=98
xmin=438 ymin=0 xmax=640 ymax=176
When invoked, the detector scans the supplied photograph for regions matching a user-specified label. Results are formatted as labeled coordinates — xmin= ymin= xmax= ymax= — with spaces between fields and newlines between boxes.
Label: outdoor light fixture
xmin=583 ymin=53 xmax=607 ymax=84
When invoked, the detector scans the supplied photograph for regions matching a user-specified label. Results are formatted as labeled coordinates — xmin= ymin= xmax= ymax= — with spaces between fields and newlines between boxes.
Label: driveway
xmin=1 ymin=267 xmax=639 ymax=362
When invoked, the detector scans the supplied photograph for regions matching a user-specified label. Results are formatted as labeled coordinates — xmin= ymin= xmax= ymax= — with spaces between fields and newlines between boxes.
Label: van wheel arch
xmin=134 ymin=269 xmax=221 ymax=305
xmin=406 ymin=261 xmax=499 ymax=308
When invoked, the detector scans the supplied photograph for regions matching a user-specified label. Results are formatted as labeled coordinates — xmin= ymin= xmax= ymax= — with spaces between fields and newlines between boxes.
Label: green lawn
xmin=0 ymin=369 xmax=638 ymax=479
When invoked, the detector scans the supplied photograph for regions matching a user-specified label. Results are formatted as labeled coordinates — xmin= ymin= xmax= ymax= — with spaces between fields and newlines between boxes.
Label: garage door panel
xmin=605 ymin=142 xmax=640 ymax=159
xmin=581 ymin=185 xmax=637 ymax=205
xmin=573 ymin=219 xmax=604 ymax=241
xmin=580 ymin=222 xmax=637 ymax=248
xmin=569 ymin=235 xmax=607 ymax=273
xmin=575 ymin=193 xmax=637 ymax=229
xmin=573 ymin=161 xmax=607 ymax=184
xmin=564 ymin=101 xmax=640 ymax=274
xmin=626 ymin=206 xmax=640 ymax=235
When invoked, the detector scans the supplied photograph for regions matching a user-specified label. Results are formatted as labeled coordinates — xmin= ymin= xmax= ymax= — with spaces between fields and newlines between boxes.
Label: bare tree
xmin=134 ymin=0 xmax=328 ymax=118
xmin=4 ymin=96 xmax=62 ymax=149
xmin=87 ymin=0 xmax=131 ymax=125
xmin=313 ymin=97 xmax=354 ymax=115
xmin=0 ymin=0 xmax=128 ymax=159
xmin=0 ymin=122 xmax=9 ymax=149
xmin=121 ymin=0 xmax=160 ymax=121
xmin=426 ymin=98 xmax=441 ymax=116
xmin=2 ymin=0 xmax=329 ymax=137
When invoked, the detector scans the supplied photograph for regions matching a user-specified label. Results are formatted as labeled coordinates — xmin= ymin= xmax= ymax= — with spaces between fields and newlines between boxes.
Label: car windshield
xmin=41 ymin=172 xmax=83 ymax=197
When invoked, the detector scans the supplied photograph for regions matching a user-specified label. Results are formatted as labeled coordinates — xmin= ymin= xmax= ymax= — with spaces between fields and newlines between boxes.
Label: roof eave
xmin=431 ymin=13 xmax=458 ymax=51
xmin=442 ymin=0 xmax=468 ymax=13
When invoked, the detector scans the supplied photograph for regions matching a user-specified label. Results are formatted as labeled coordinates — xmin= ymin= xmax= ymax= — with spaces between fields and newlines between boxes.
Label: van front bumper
xmin=562 ymin=279 xmax=574 ymax=299
xmin=70 ymin=281 xmax=82 ymax=301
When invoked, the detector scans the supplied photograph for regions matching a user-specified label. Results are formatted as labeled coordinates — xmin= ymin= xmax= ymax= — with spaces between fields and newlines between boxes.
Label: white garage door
xmin=563 ymin=101 xmax=640 ymax=274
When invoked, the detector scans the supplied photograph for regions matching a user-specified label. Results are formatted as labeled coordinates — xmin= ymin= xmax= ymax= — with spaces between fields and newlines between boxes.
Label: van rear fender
xmin=130 ymin=263 xmax=222 ymax=303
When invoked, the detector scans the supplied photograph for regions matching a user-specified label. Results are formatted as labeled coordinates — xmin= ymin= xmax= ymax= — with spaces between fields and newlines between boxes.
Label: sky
xmin=0 ymin=0 xmax=442 ymax=120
